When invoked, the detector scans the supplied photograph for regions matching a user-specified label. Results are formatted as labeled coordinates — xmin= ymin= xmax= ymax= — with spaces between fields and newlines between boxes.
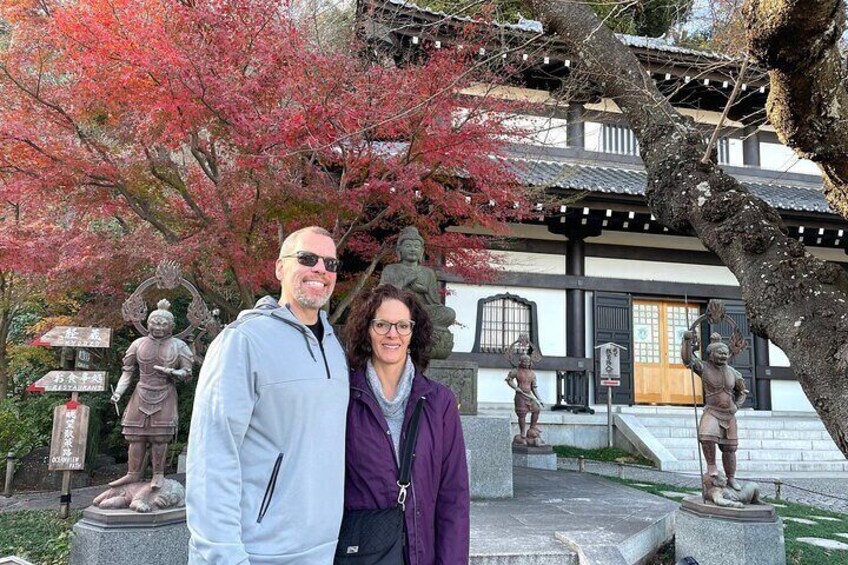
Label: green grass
xmin=0 ymin=509 xmax=82 ymax=565
xmin=553 ymin=444 xmax=655 ymax=467
xmin=606 ymin=476 xmax=848 ymax=565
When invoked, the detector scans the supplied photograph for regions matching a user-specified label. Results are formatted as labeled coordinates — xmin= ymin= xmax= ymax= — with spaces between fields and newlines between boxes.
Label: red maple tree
xmin=0 ymin=0 xmax=531 ymax=327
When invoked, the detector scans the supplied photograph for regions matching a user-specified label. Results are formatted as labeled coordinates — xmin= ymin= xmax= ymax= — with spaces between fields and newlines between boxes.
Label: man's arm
xmin=186 ymin=328 xmax=256 ymax=564
xmin=434 ymin=392 xmax=470 ymax=565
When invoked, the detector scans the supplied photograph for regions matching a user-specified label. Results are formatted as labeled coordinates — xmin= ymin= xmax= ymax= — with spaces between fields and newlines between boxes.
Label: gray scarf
xmin=366 ymin=356 xmax=415 ymax=460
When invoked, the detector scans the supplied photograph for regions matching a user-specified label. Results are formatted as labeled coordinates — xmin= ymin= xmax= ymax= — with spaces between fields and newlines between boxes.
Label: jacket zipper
xmin=256 ymin=453 xmax=284 ymax=523
xmin=352 ymin=386 xmax=400 ymax=472
xmin=317 ymin=337 xmax=331 ymax=379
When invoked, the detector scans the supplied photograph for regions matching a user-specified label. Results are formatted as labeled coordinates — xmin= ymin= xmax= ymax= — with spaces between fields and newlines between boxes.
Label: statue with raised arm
xmin=681 ymin=331 xmax=748 ymax=491
xmin=109 ymin=299 xmax=193 ymax=490
xmin=506 ymin=354 xmax=545 ymax=446
xmin=380 ymin=226 xmax=456 ymax=358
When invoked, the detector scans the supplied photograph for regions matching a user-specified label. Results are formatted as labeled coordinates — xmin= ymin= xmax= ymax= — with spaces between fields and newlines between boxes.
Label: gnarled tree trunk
xmin=744 ymin=0 xmax=848 ymax=220
xmin=525 ymin=0 xmax=848 ymax=457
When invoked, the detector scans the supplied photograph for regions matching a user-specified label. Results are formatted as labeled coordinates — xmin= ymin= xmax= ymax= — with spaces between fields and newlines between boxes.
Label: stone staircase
xmin=616 ymin=409 xmax=848 ymax=476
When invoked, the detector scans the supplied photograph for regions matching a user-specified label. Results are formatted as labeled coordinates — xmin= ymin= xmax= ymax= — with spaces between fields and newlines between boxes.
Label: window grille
xmin=704 ymin=136 xmax=731 ymax=165
xmin=602 ymin=123 xmax=640 ymax=156
xmin=717 ymin=137 xmax=730 ymax=165
xmin=476 ymin=294 xmax=535 ymax=353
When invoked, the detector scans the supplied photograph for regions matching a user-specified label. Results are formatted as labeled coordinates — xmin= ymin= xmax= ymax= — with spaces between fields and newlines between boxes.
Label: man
xmin=110 ymin=299 xmax=193 ymax=489
xmin=681 ymin=331 xmax=748 ymax=490
xmin=186 ymin=226 xmax=349 ymax=564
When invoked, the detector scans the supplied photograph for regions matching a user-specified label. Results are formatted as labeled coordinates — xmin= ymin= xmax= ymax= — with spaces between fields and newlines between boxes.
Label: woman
xmin=342 ymin=284 xmax=470 ymax=565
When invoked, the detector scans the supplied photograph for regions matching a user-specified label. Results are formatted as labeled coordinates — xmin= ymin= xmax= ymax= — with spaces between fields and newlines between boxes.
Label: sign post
xmin=594 ymin=342 xmax=626 ymax=448
xmin=28 ymin=326 xmax=111 ymax=518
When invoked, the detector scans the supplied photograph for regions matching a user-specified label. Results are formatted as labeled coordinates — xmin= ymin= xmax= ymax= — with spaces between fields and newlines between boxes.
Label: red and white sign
xmin=27 ymin=371 xmax=108 ymax=393
xmin=600 ymin=379 xmax=621 ymax=387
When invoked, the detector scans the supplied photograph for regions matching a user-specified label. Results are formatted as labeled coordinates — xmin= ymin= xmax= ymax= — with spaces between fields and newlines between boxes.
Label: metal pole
xmin=4 ymin=451 xmax=15 ymax=497
xmin=578 ymin=456 xmax=585 ymax=473
xmin=684 ymin=295 xmax=707 ymax=502
xmin=607 ymin=386 xmax=613 ymax=448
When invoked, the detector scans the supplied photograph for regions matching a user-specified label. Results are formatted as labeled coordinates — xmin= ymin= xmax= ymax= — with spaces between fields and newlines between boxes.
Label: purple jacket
xmin=344 ymin=367 xmax=470 ymax=565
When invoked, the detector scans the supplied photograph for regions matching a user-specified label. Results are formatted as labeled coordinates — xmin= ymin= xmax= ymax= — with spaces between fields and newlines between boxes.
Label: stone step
xmin=655 ymin=460 xmax=848 ymax=474
xmin=657 ymin=436 xmax=841 ymax=452
xmin=636 ymin=416 xmax=827 ymax=431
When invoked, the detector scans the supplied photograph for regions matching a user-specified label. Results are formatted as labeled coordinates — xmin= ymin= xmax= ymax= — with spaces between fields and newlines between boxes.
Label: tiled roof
xmin=508 ymin=159 xmax=831 ymax=214
xmin=380 ymin=0 xmax=734 ymax=62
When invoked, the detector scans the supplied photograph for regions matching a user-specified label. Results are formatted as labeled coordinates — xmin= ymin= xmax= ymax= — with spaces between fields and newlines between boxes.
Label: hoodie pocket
xmin=256 ymin=453 xmax=284 ymax=524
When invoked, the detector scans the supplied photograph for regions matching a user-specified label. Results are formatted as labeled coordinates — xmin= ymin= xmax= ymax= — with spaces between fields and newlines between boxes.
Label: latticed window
xmin=476 ymin=294 xmax=536 ymax=353
xmin=717 ymin=137 xmax=730 ymax=165
xmin=704 ymin=136 xmax=731 ymax=165
xmin=602 ymin=123 xmax=640 ymax=155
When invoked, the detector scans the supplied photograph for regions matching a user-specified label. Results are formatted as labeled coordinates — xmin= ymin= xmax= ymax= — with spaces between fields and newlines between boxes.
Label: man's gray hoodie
xmin=186 ymin=297 xmax=349 ymax=564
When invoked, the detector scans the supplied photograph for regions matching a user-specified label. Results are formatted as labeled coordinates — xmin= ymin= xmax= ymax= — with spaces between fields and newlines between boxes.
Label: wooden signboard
xmin=38 ymin=326 xmax=112 ymax=349
xmin=27 ymin=371 xmax=108 ymax=393
xmin=48 ymin=402 xmax=89 ymax=471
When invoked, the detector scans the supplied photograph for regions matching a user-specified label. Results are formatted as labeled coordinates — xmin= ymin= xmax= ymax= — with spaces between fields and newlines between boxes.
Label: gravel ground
xmin=558 ymin=458 xmax=848 ymax=514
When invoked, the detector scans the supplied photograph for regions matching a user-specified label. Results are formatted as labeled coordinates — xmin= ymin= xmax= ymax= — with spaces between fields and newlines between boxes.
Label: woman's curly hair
xmin=343 ymin=284 xmax=433 ymax=372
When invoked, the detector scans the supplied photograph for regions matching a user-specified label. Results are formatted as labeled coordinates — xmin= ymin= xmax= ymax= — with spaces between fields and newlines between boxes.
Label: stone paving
xmin=557 ymin=458 xmax=848 ymax=514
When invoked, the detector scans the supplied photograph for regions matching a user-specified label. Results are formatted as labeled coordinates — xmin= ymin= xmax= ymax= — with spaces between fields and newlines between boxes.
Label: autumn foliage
xmin=0 ymin=0 xmax=529 ymax=319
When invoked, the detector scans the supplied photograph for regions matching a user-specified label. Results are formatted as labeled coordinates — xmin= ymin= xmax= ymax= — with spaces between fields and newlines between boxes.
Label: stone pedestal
xmin=70 ymin=506 xmax=189 ymax=565
xmin=675 ymin=497 xmax=785 ymax=565
xmin=512 ymin=445 xmax=557 ymax=471
xmin=461 ymin=416 xmax=513 ymax=499
xmin=428 ymin=359 xmax=477 ymax=415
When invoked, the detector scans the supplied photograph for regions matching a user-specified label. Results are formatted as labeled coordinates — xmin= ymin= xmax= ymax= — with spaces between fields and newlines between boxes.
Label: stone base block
xmin=675 ymin=497 xmax=785 ymax=565
xmin=429 ymin=360 xmax=478 ymax=415
xmin=70 ymin=506 xmax=189 ymax=565
xmin=512 ymin=445 xmax=557 ymax=471
xmin=462 ymin=416 xmax=512 ymax=499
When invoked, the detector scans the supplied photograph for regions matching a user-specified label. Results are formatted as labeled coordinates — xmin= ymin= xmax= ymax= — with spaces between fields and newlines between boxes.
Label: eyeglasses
xmin=370 ymin=319 xmax=415 ymax=336
xmin=280 ymin=251 xmax=341 ymax=273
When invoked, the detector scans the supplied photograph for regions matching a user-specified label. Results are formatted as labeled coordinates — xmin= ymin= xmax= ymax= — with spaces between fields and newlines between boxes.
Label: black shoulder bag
xmin=335 ymin=397 xmax=425 ymax=565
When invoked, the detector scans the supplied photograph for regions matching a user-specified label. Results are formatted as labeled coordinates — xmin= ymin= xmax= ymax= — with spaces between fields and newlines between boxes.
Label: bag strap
xmin=396 ymin=397 xmax=425 ymax=510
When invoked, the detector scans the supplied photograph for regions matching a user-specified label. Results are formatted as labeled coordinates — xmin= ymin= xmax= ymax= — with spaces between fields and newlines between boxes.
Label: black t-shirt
xmin=307 ymin=320 xmax=324 ymax=343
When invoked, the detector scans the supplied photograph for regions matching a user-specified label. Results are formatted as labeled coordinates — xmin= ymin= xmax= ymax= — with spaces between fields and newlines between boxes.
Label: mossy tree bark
xmin=744 ymin=0 xmax=848 ymax=220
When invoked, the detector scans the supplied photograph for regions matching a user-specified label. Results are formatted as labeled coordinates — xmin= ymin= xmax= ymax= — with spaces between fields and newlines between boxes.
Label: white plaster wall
xmin=585 ymin=257 xmax=739 ymax=286
xmin=445 ymin=283 xmax=567 ymax=357
xmin=771 ymin=381 xmax=815 ymax=412
xmin=726 ymin=138 xmax=743 ymax=167
xmin=447 ymin=222 xmax=567 ymax=241
xmin=507 ymin=114 xmax=569 ymax=147
xmin=584 ymin=121 xmax=603 ymax=152
xmin=477 ymin=367 xmax=558 ymax=404
xmin=588 ymin=231 xmax=709 ymax=251
xmin=490 ymin=250 xmax=566 ymax=275
xmin=760 ymin=142 xmax=820 ymax=176
xmin=768 ymin=341 xmax=790 ymax=367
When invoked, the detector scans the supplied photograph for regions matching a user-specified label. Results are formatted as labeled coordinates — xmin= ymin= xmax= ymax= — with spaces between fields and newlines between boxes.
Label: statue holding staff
xmin=681 ymin=331 xmax=748 ymax=490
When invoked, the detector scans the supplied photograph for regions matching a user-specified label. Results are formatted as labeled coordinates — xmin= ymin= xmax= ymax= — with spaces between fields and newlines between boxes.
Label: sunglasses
xmin=280 ymin=251 xmax=341 ymax=273
xmin=370 ymin=319 xmax=415 ymax=336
